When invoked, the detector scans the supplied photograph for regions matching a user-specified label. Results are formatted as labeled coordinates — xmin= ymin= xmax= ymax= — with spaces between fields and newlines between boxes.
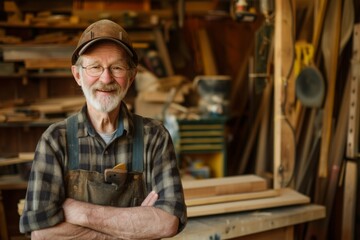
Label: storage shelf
xmin=0 ymin=72 xmax=72 ymax=78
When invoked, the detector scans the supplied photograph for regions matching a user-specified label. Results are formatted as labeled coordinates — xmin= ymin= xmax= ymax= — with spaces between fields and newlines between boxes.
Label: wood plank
xmin=0 ymin=158 xmax=32 ymax=167
xmin=197 ymin=28 xmax=217 ymax=75
xmin=187 ymin=188 xmax=310 ymax=217
xmin=1 ymin=44 xmax=74 ymax=61
xmin=168 ymin=204 xmax=325 ymax=240
xmin=186 ymin=189 xmax=279 ymax=207
xmin=18 ymin=152 xmax=34 ymax=160
xmin=0 ymin=175 xmax=28 ymax=190
xmin=231 ymin=227 xmax=293 ymax=240
xmin=182 ymin=175 xmax=267 ymax=199
xmin=346 ymin=24 xmax=360 ymax=159
xmin=273 ymin=0 xmax=295 ymax=189
xmin=25 ymin=59 xmax=70 ymax=69
xmin=342 ymin=161 xmax=357 ymax=240
xmin=318 ymin=0 xmax=342 ymax=179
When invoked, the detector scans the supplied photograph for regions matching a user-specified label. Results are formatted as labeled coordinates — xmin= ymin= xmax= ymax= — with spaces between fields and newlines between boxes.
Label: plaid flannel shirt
xmin=19 ymin=102 xmax=187 ymax=233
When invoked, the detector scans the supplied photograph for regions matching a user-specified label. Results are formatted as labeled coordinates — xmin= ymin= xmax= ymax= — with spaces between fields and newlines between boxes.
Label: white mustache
xmin=93 ymin=83 xmax=120 ymax=92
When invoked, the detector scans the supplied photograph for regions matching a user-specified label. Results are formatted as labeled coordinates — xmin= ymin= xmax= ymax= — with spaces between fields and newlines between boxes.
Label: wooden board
xmin=168 ymin=204 xmax=325 ymax=240
xmin=1 ymin=44 xmax=74 ymax=61
xmin=182 ymin=175 xmax=267 ymax=199
xmin=187 ymin=188 xmax=310 ymax=217
xmin=197 ymin=28 xmax=218 ymax=75
xmin=319 ymin=0 xmax=342 ymax=179
xmin=186 ymin=189 xmax=279 ymax=207
xmin=347 ymin=24 xmax=360 ymax=159
xmin=25 ymin=59 xmax=70 ymax=69
xmin=342 ymin=161 xmax=358 ymax=240
xmin=273 ymin=0 xmax=296 ymax=189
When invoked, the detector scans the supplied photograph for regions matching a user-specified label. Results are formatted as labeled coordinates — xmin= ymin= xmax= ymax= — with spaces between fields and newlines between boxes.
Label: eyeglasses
xmin=81 ymin=64 xmax=129 ymax=78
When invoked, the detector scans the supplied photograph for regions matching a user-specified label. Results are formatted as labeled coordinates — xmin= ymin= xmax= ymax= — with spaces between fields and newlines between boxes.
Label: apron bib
xmin=65 ymin=114 xmax=146 ymax=207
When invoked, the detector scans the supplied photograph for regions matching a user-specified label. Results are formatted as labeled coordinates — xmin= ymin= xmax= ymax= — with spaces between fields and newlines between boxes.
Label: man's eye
xmin=90 ymin=66 xmax=102 ymax=70
xmin=111 ymin=66 xmax=125 ymax=71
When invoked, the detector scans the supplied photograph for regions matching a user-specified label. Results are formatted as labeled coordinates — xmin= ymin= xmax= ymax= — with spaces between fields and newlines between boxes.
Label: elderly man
xmin=19 ymin=19 xmax=187 ymax=239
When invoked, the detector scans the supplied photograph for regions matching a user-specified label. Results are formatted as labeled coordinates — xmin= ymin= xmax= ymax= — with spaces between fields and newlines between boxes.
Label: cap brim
xmin=72 ymin=37 xmax=136 ymax=65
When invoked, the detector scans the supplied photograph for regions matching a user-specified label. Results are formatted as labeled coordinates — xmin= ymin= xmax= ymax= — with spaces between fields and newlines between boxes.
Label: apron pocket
xmin=87 ymin=180 xmax=121 ymax=206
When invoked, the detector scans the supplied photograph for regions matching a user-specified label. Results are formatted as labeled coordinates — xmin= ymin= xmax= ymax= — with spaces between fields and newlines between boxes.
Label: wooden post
xmin=0 ymin=190 xmax=9 ymax=240
xmin=273 ymin=0 xmax=295 ymax=189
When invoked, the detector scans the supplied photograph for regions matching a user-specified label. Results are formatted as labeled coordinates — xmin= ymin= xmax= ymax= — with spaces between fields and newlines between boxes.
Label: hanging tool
xmin=230 ymin=0 xmax=257 ymax=22
xmin=294 ymin=41 xmax=325 ymax=108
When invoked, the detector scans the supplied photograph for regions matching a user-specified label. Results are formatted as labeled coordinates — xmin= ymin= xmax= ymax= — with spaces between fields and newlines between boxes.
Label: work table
xmin=0 ymin=175 xmax=325 ymax=240
xmin=168 ymin=204 xmax=325 ymax=240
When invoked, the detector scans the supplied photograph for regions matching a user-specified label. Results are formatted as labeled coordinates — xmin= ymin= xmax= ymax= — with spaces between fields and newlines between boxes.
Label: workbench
xmin=0 ymin=174 xmax=325 ymax=240
xmin=0 ymin=174 xmax=28 ymax=240
xmin=167 ymin=204 xmax=325 ymax=240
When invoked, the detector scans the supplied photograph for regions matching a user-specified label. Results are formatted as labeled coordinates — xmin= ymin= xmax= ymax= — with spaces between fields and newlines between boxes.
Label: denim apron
xmin=64 ymin=114 xmax=146 ymax=207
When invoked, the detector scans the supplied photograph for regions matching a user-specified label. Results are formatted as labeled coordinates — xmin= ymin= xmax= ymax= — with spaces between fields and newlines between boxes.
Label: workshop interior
xmin=0 ymin=0 xmax=360 ymax=239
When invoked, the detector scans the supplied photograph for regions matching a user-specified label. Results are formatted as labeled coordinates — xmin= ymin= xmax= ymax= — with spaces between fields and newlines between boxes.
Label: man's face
xmin=73 ymin=42 xmax=135 ymax=113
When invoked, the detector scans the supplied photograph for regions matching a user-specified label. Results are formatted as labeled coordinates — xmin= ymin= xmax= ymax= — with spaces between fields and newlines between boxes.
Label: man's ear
xmin=71 ymin=65 xmax=82 ymax=86
xmin=129 ymin=68 xmax=138 ymax=85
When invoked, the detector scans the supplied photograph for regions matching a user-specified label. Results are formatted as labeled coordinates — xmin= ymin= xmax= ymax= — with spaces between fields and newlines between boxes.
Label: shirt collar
xmin=78 ymin=102 xmax=131 ymax=138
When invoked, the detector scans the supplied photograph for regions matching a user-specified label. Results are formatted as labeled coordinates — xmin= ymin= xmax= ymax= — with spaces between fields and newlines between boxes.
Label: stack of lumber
xmin=0 ymin=96 xmax=85 ymax=123
xmin=15 ymin=174 xmax=310 ymax=218
xmin=182 ymin=175 xmax=310 ymax=218
xmin=0 ymin=152 xmax=34 ymax=167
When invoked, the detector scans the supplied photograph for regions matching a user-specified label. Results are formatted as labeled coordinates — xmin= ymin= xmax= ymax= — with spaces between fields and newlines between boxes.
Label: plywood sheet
xmin=186 ymin=189 xmax=279 ymax=207
xmin=187 ymin=188 xmax=310 ymax=217
xmin=182 ymin=175 xmax=267 ymax=199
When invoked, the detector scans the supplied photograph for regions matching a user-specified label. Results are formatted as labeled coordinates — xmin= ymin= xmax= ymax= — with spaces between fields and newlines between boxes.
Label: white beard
xmin=81 ymin=79 xmax=129 ymax=113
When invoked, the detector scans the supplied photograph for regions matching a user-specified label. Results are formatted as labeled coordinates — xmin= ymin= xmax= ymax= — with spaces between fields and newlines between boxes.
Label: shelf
xmin=0 ymin=72 xmax=72 ymax=78
xmin=0 ymin=119 xmax=61 ymax=127
xmin=0 ymin=175 xmax=28 ymax=190
xmin=0 ymin=20 xmax=158 ymax=31
xmin=0 ymin=21 xmax=87 ymax=29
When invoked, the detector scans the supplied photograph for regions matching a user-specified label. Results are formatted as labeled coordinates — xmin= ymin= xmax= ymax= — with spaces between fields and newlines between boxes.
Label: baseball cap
xmin=71 ymin=19 xmax=138 ymax=65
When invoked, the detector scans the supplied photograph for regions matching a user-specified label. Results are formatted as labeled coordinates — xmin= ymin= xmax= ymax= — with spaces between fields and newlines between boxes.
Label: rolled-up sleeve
xmin=19 ymin=126 xmax=66 ymax=234
xmin=145 ymin=123 xmax=187 ymax=232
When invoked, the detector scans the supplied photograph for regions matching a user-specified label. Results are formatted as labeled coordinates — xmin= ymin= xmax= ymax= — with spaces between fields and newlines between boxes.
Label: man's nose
xmin=99 ymin=68 xmax=113 ymax=83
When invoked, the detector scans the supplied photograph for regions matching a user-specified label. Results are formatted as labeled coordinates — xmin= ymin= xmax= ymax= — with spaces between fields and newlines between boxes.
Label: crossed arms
xmin=31 ymin=191 xmax=179 ymax=240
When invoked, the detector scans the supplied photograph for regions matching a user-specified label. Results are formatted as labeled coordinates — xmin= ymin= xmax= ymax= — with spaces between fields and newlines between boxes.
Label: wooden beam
xmin=187 ymin=188 xmax=310 ymax=217
xmin=186 ymin=189 xmax=279 ymax=207
xmin=182 ymin=175 xmax=267 ymax=199
xmin=172 ymin=204 xmax=325 ymax=239
xmin=273 ymin=0 xmax=295 ymax=189
xmin=342 ymin=161 xmax=357 ymax=240
xmin=346 ymin=24 xmax=360 ymax=159
xmin=318 ymin=0 xmax=342 ymax=180
xmin=197 ymin=28 xmax=218 ymax=75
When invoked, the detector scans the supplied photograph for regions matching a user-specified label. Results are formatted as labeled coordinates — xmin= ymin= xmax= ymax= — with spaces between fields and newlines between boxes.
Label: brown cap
xmin=71 ymin=19 xmax=138 ymax=65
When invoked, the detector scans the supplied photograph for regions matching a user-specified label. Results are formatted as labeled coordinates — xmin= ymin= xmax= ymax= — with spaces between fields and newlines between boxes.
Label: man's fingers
xmin=141 ymin=191 xmax=158 ymax=206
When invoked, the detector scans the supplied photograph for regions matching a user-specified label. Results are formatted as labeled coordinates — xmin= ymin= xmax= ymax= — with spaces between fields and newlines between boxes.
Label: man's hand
xmin=63 ymin=191 xmax=159 ymax=223
xmin=141 ymin=191 xmax=158 ymax=206
xmin=31 ymin=222 xmax=118 ymax=240
xmin=62 ymin=191 xmax=179 ymax=239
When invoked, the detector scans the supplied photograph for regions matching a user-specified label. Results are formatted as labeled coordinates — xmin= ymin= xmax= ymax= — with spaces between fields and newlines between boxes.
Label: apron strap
xmin=132 ymin=114 xmax=144 ymax=173
xmin=66 ymin=113 xmax=144 ymax=172
xmin=66 ymin=114 xmax=79 ymax=170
